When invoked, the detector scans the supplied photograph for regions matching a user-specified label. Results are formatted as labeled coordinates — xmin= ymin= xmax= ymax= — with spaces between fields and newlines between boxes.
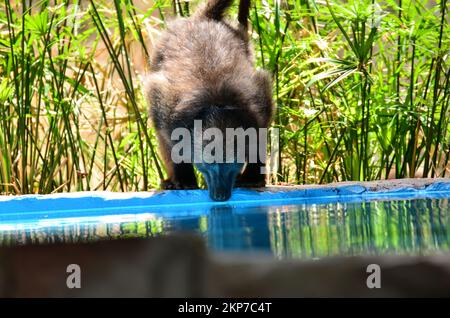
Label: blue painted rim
xmin=0 ymin=182 xmax=449 ymax=223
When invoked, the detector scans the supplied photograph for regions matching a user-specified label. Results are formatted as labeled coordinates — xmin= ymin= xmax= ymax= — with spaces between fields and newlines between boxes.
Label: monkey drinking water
xmin=145 ymin=0 xmax=274 ymax=201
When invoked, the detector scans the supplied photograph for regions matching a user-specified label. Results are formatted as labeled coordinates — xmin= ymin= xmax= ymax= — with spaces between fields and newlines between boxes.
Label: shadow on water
xmin=0 ymin=198 xmax=449 ymax=259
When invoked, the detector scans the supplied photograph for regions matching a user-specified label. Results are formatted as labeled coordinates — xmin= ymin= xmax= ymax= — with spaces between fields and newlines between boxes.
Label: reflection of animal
xmin=145 ymin=0 xmax=274 ymax=201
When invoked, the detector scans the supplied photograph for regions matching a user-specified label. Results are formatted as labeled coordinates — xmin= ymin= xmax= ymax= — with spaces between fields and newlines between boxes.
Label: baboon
xmin=145 ymin=0 xmax=274 ymax=201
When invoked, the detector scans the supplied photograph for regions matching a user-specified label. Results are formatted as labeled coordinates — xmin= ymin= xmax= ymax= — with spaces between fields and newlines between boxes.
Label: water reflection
xmin=267 ymin=199 xmax=449 ymax=258
xmin=166 ymin=206 xmax=271 ymax=252
xmin=0 ymin=198 xmax=448 ymax=259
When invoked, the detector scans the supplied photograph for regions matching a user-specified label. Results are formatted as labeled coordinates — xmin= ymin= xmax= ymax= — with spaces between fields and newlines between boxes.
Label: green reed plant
xmin=252 ymin=0 xmax=449 ymax=183
xmin=0 ymin=0 xmax=166 ymax=194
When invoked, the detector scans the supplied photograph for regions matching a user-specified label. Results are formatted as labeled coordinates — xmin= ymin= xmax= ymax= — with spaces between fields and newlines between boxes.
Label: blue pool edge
xmin=0 ymin=178 xmax=449 ymax=220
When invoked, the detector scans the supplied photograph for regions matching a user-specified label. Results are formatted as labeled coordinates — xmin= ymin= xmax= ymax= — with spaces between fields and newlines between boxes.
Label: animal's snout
xmin=209 ymin=186 xmax=232 ymax=201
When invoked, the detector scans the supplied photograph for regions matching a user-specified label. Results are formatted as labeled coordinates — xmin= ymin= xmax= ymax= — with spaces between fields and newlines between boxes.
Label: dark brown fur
xmin=145 ymin=0 xmax=274 ymax=195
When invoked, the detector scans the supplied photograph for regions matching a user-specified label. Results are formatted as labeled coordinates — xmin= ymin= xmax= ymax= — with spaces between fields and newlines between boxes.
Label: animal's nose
xmin=209 ymin=188 xmax=232 ymax=201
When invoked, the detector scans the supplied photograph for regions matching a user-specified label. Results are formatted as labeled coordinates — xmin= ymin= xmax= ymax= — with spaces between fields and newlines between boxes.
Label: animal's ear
xmin=251 ymin=70 xmax=275 ymax=127
xmin=144 ymin=73 xmax=170 ymax=101
xmin=144 ymin=73 xmax=173 ymax=124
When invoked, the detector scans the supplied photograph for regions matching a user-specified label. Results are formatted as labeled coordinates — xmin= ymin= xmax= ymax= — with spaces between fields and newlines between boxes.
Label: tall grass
xmin=252 ymin=0 xmax=449 ymax=183
xmin=0 ymin=0 xmax=448 ymax=195
xmin=0 ymin=0 xmax=165 ymax=194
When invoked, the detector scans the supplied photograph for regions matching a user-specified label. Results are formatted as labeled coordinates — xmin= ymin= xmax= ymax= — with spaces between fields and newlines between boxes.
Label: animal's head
xmin=173 ymin=105 xmax=260 ymax=201
xmin=199 ymin=106 xmax=259 ymax=201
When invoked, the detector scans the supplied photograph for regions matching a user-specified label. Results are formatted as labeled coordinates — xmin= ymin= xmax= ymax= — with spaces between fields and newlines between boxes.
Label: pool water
xmin=1 ymin=195 xmax=449 ymax=259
